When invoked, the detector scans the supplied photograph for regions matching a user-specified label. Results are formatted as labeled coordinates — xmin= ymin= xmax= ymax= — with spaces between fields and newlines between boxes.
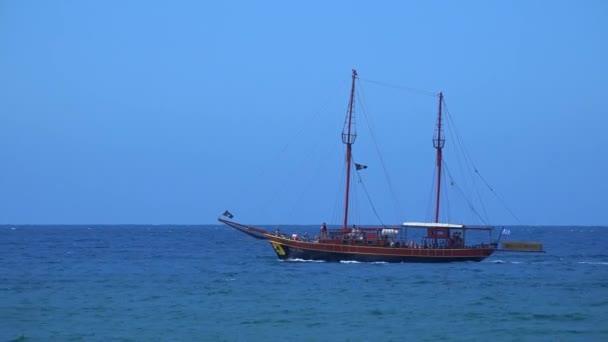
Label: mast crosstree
xmin=433 ymin=92 xmax=445 ymax=223
xmin=342 ymin=69 xmax=358 ymax=231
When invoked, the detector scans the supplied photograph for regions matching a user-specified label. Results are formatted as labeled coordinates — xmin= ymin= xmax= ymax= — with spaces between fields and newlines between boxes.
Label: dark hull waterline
xmin=277 ymin=248 xmax=489 ymax=263
xmin=268 ymin=238 xmax=495 ymax=263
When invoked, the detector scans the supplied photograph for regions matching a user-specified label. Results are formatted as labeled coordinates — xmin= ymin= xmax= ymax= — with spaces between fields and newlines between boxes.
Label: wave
xmin=285 ymin=258 xmax=326 ymax=263
xmin=578 ymin=261 xmax=608 ymax=266
xmin=490 ymin=260 xmax=524 ymax=264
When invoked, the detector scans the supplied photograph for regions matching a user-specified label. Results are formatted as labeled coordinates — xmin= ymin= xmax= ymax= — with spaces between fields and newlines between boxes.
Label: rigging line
xmin=358 ymin=78 xmax=437 ymax=97
xmin=442 ymin=99 xmax=477 ymax=170
xmin=355 ymin=82 xmax=405 ymax=223
xmin=332 ymin=160 xmax=347 ymax=226
xmin=442 ymin=102 xmax=477 ymax=192
xmin=250 ymin=79 xmax=350 ymax=218
xmin=442 ymin=99 xmax=490 ymax=222
xmin=349 ymin=160 xmax=362 ymax=226
xmin=444 ymin=112 xmax=489 ymax=223
xmin=442 ymin=168 xmax=452 ymax=223
xmin=276 ymin=79 xmax=350 ymax=160
xmin=355 ymin=174 xmax=362 ymax=225
xmin=286 ymin=143 xmax=337 ymax=223
xmin=284 ymin=79 xmax=350 ymax=155
xmin=260 ymin=130 xmax=333 ymax=222
xmin=474 ymin=169 xmax=523 ymax=225
xmin=442 ymin=99 xmax=522 ymax=224
xmin=443 ymin=161 xmax=489 ymax=225
xmin=425 ymin=165 xmax=437 ymax=223
xmin=353 ymin=157 xmax=387 ymax=227
xmin=450 ymin=124 xmax=489 ymax=221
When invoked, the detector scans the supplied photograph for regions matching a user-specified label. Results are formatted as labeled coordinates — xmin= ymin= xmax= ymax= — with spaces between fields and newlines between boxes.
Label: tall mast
xmin=433 ymin=92 xmax=445 ymax=223
xmin=342 ymin=69 xmax=358 ymax=230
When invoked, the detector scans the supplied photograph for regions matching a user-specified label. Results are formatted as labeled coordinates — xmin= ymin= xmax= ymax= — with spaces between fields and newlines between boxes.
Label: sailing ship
xmin=219 ymin=69 xmax=500 ymax=263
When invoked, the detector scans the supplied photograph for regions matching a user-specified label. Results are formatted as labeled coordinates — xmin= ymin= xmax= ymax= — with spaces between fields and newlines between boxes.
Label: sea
xmin=1 ymin=224 xmax=607 ymax=341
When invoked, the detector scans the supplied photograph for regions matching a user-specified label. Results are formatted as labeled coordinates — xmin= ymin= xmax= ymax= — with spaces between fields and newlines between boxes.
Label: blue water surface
xmin=1 ymin=225 xmax=607 ymax=341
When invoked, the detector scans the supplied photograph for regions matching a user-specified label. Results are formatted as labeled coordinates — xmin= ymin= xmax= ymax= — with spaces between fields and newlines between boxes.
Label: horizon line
xmin=1 ymin=223 xmax=607 ymax=227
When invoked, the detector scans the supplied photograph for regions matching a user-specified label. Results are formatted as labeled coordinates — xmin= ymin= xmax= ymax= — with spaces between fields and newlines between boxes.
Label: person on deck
xmin=320 ymin=222 xmax=327 ymax=239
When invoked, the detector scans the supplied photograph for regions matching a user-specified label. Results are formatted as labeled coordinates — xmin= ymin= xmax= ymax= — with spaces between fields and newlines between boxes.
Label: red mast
xmin=433 ymin=92 xmax=445 ymax=223
xmin=342 ymin=69 xmax=358 ymax=230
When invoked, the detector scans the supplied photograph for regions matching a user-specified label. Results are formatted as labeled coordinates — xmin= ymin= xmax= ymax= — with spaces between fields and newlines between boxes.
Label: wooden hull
xmin=268 ymin=236 xmax=496 ymax=263
xmin=218 ymin=218 xmax=497 ymax=263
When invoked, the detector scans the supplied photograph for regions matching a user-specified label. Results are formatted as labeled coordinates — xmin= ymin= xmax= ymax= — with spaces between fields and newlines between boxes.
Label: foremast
xmin=433 ymin=92 xmax=445 ymax=223
xmin=341 ymin=69 xmax=358 ymax=231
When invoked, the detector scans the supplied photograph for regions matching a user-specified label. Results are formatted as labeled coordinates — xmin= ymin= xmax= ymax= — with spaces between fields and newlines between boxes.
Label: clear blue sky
xmin=1 ymin=1 xmax=606 ymax=225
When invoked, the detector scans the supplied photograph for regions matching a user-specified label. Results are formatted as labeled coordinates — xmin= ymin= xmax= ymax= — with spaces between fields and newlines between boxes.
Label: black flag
xmin=222 ymin=210 xmax=234 ymax=219
xmin=355 ymin=163 xmax=368 ymax=170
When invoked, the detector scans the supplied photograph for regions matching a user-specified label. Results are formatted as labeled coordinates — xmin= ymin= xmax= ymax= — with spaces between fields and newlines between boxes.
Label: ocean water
xmin=1 ymin=225 xmax=607 ymax=341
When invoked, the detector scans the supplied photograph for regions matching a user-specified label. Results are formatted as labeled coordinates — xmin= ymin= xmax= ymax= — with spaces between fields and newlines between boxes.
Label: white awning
xmin=402 ymin=222 xmax=464 ymax=228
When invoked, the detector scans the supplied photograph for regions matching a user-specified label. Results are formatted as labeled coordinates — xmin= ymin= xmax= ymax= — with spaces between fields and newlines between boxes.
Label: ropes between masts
xmin=441 ymin=98 xmax=522 ymax=224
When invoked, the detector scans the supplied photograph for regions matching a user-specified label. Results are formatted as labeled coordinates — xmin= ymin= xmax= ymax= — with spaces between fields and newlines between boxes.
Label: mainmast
xmin=433 ymin=92 xmax=445 ymax=223
xmin=341 ymin=69 xmax=358 ymax=231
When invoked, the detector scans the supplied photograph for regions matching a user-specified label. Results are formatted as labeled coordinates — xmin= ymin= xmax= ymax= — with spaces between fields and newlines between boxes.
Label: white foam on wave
xmin=490 ymin=259 xmax=525 ymax=264
xmin=578 ymin=261 xmax=608 ymax=266
xmin=287 ymin=258 xmax=326 ymax=263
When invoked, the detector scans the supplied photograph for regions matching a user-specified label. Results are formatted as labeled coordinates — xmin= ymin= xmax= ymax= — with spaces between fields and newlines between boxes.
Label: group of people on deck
xmin=275 ymin=223 xmax=467 ymax=248
xmin=317 ymin=222 xmax=468 ymax=248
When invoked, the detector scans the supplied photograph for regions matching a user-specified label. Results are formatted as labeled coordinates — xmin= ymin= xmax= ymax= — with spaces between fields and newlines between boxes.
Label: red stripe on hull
xmin=268 ymin=236 xmax=496 ymax=263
